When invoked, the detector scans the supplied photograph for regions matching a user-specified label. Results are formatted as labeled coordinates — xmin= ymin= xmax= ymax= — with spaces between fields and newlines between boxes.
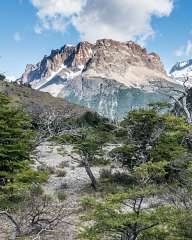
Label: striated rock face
xmin=19 ymin=39 xmax=176 ymax=120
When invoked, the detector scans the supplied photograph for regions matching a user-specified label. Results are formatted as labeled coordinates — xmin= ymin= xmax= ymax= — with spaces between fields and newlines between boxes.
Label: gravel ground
xmin=35 ymin=141 xmax=101 ymax=240
xmin=0 ymin=141 xmax=116 ymax=239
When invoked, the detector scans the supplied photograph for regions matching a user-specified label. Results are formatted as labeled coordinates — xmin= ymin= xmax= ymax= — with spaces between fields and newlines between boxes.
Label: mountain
xmin=19 ymin=39 xmax=176 ymax=120
xmin=0 ymin=78 xmax=88 ymax=121
xmin=170 ymin=59 xmax=192 ymax=84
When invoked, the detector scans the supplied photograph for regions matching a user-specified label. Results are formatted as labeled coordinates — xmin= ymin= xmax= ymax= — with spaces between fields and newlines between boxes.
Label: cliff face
xmin=19 ymin=39 xmax=175 ymax=120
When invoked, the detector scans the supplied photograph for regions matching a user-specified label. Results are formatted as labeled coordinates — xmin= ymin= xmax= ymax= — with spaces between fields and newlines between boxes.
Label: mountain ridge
xmin=170 ymin=59 xmax=192 ymax=83
xmin=19 ymin=39 xmax=177 ymax=119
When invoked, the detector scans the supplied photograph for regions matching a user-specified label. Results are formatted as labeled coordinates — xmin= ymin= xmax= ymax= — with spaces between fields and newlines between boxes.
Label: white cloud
xmin=175 ymin=40 xmax=192 ymax=57
xmin=31 ymin=0 xmax=86 ymax=18
xmin=13 ymin=32 xmax=22 ymax=42
xmin=31 ymin=0 xmax=173 ymax=43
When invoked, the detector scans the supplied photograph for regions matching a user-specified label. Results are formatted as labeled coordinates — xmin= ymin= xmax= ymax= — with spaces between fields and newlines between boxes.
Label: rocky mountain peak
xmin=19 ymin=39 xmax=175 ymax=119
xmin=21 ymin=39 xmax=166 ymax=84
xmin=68 ymin=41 xmax=93 ymax=67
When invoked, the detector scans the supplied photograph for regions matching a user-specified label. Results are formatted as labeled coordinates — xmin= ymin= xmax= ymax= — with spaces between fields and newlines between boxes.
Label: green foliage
xmin=100 ymin=169 xmax=136 ymax=187
xmin=76 ymin=111 xmax=108 ymax=127
xmin=75 ymin=138 xmax=102 ymax=164
xmin=16 ymin=168 xmax=49 ymax=184
xmin=90 ymin=157 xmax=111 ymax=166
xmin=58 ymin=161 xmax=67 ymax=169
xmin=148 ymin=100 xmax=171 ymax=112
xmin=121 ymin=108 xmax=163 ymax=144
xmin=80 ymin=107 xmax=192 ymax=240
xmin=57 ymin=190 xmax=67 ymax=201
xmin=112 ymin=108 xmax=192 ymax=182
xmin=110 ymin=145 xmax=138 ymax=169
xmin=80 ymin=186 xmax=166 ymax=240
xmin=0 ymin=93 xmax=33 ymax=176
xmin=51 ymin=133 xmax=81 ymax=144
xmin=168 ymin=208 xmax=192 ymax=239
xmin=0 ymin=93 xmax=48 ymax=209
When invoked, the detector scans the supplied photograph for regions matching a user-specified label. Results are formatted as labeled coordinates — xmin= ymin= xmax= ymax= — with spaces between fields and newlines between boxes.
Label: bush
xmin=112 ymin=172 xmax=136 ymax=185
xmin=58 ymin=182 xmax=68 ymax=189
xmin=90 ymin=157 xmax=111 ymax=166
xmin=100 ymin=169 xmax=112 ymax=179
xmin=52 ymin=134 xmax=81 ymax=144
xmin=37 ymin=164 xmax=56 ymax=174
xmin=76 ymin=111 xmax=107 ymax=127
xmin=16 ymin=168 xmax=49 ymax=184
xmin=56 ymin=169 xmax=67 ymax=177
xmin=100 ymin=169 xmax=135 ymax=186
xmin=57 ymin=190 xmax=67 ymax=201
xmin=58 ymin=161 xmax=68 ymax=168
xmin=57 ymin=147 xmax=66 ymax=156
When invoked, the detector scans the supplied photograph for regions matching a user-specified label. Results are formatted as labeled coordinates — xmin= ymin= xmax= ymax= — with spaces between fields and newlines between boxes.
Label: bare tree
xmin=0 ymin=189 xmax=73 ymax=240
xmin=34 ymin=106 xmax=74 ymax=144
xmin=160 ymin=75 xmax=192 ymax=124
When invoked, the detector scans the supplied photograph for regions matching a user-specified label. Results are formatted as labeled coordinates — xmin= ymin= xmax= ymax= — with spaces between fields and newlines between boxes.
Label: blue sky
xmin=0 ymin=0 xmax=192 ymax=78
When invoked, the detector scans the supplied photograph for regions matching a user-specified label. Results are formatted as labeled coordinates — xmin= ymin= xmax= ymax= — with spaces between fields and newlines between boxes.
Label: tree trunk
xmin=83 ymin=159 xmax=97 ymax=190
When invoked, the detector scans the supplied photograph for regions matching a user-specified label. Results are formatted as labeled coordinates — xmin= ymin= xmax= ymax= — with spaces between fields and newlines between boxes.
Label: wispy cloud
xmin=13 ymin=32 xmax=22 ymax=42
xmin=31 ymin=0 xmax=174 ymax=43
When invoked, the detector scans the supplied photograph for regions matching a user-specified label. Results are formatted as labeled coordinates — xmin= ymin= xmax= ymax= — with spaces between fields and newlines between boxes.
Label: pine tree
xmin=0 ymin=93 xmax=35 ymax=205
xmin=0 ymin=93 xmax=32 ymax=179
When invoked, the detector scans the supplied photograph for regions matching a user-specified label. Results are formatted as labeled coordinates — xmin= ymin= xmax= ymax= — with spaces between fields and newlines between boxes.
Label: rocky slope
xmin=19 ymin=39 xmax=176 ymax=120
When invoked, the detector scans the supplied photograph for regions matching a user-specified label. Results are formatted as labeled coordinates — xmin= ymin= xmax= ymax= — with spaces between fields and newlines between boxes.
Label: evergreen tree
xmin=0 ymin=93 xmax=47 ymax=206
xmin=0 ymin=93 xmax=32 ymax=181
xmin=80 ymin=108 xmax=192 ymax=239
xmin=111 ymin=108 xmax=192 ymax=182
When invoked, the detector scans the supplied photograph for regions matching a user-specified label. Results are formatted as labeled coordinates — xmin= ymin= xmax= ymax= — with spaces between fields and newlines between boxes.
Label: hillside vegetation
xmin=0 ymin=78 xmax=192 ymax=239
xmin=0 ymin=79 xmax=88 ymax=121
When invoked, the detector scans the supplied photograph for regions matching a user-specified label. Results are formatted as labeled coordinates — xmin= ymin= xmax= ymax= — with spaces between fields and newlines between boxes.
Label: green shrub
xmin=58 ymin=161 xmax=68 ymax=169
xmin=112 ymin=172 xmax=136 ymax=185
xmin=90 ymin=157 xmax=111 ymax=166
xmin=100 ymin=169 xmax=112 ymax=179
xmin=57 ymin=190 xmax=67 ymax=201
xmin=57 ymin=147 xmax=67 ymax=156
xmin=51 ymin=133 xmax=81 ymax=144
xmin=100 ymin=169 xmax=135 ymax=186
xmin=37 ymin=164 xmax=56 ymax=174
xmin=16 ymin=168 xmax=49 ymax=184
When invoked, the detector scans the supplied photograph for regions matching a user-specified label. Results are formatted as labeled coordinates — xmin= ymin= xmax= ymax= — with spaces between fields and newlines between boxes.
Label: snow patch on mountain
xmin=170 ymin=59 xmax=192 ymax=78
xmin=32 ymin=64 xmax=66 ymax=89
xmin=20 ymin=39 xmax=177 ymax=119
